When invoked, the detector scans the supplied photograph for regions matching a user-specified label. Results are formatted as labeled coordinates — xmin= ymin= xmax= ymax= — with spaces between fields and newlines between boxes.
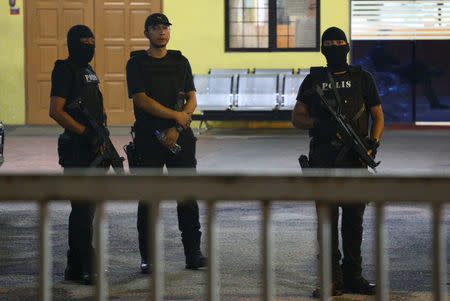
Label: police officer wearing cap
xmin=292 ymin=27 xmax=384 ymax=297
xmin=49 ymin=25 xmax=107 ymax=284
xmin=126 ymin=13 xmax=207 ymax=272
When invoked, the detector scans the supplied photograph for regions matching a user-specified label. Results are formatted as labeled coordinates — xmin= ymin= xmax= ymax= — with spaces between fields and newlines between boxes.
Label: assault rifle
xmin=68 ymin=99 xmax=125 ymax=173
xmin=314 ymin=84 xmax=380 ymax=171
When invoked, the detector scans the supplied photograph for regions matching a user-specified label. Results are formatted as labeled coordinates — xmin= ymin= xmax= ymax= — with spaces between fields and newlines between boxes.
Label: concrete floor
xmin=0 ymin=126 xmax=449 ymax=300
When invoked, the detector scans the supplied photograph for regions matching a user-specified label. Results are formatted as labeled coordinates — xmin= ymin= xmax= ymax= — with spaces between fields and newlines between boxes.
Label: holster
xmin=298 ymin=154 xmax=310 ymax=170
xmin=58 ymin=133 xmax=75 ymax=167
xmin=57 ymin=132 xmax=92 ymax=167
xmin=124 ymin=126 xmax=144 ymax=169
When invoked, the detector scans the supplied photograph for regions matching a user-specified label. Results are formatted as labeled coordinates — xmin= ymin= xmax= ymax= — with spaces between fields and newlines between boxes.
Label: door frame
xmin=24 ymin=0 xmax=162 ymax=124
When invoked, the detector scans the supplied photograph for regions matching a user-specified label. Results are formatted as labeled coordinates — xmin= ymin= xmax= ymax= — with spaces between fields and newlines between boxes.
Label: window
xmin=226 ymin=0 xmax=320 ymax=51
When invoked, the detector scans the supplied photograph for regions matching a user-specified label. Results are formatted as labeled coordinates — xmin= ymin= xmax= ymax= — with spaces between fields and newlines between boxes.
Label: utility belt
xmin=124 ymin=124 xmax=195 ymax=170
xmin=299 ymin=135 xmax=367 ymax=170
xmin=310 ymin=136 xmax=345 ymax=148
xmin=57 ymin=131 xmax=95 ymax=167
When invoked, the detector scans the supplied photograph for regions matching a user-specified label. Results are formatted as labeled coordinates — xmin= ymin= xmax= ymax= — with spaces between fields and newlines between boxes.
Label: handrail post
xmin=317 ymin=202 xmax=331 ymax=301
xmin=432 ymin=202 xmax=447 ymax=301
xmin=376 ymin=202 xmax=388 ymax=301
xmin=207 ymin=201 xmax=219 ymax=301
xmin=95 ymin=200 xmax=107 ymax=301
xmin=262 ymin=200 xmax=274 ymax=301
xmin=39 ymin=200 xmax=51 ymax=301
xmin=151 ymin=200 xmax=163 ymax=301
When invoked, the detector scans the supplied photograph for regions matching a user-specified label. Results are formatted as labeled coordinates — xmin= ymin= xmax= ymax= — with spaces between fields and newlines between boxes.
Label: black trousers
xmin=309 ymin=139 xmax=367 ymax=283
xmin=316 ymin=202 xmax=366 ymax=283
xmin=61 ymin=150 xmax=104 ymax=271
xmin=134 ymin=128 xmax=201 ymax=261
xmin=67 ymin=201 xmax=95 ymax=270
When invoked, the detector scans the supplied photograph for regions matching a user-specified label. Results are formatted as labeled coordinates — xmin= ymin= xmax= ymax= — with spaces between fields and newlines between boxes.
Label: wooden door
xmin=95 ymin=0 xmax=159 ymax=124
xmin=25 ymin=0 xmax=161 ymax=124
xmin=25 ymin=0 xmax=94 ymax=124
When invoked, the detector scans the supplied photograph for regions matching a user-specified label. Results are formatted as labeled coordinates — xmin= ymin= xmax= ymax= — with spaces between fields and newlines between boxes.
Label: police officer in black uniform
xmin=49 ymin=25 xmax=106 ymax=284
xmin=292 ymin=27 xmax=384 ymax=297
xmin=126 ymin=13 xmax=206 ymax=273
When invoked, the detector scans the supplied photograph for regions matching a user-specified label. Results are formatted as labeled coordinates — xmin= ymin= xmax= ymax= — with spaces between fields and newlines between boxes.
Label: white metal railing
xmin=0 ymin=171 xmax=448 ymax=301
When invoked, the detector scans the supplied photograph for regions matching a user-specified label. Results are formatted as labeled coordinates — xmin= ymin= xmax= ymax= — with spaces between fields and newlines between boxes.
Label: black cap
xmin=145 ymin=13 xmax=172 ymax=30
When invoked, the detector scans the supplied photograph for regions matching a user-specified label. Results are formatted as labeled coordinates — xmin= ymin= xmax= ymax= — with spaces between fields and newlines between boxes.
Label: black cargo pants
xmin=58 ymin=133 xmax=106 ymax=272
xmin=309 ymin=139 xmax=367 ymax=284
xmin=134 ymin=128 xmax=201 ymax=262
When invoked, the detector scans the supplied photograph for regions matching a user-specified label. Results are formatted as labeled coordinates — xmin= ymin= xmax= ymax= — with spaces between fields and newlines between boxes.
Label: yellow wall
xmin=0 ymin=0 xmax=25 ymax=124
xmin=0 ymin=0 xmax=348 ymax=125
xmin=164 ymin=0 xmax=350 ymax=74
xmin=164 ymin=0 xmax=349 ymax=127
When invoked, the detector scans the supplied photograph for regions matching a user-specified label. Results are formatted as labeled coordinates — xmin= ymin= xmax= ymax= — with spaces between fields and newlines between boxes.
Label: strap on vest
xmin=352 ymin=103 xmax=366 ymax=122
xmin=309 ymin=65 xmax=366 ymax=121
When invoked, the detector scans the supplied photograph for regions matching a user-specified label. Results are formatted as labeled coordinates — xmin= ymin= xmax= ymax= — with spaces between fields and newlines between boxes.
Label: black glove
xmin=364 ymin=137 xmax=380 ymax=158
xmin=81 ymin=127 xmax=104 ymax=152
xmin=310 ymin=118 xmax=339 ymax=139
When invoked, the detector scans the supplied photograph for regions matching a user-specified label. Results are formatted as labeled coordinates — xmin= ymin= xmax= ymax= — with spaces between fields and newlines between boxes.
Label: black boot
xmin=81 ymin=262 xmax=97 ymax=285
xmin=182 ymin=232 xmax=207 ymax=270
xmin=65 ymin=249 xmax=83 ymax=282
xmin=140 ymin=258 xmax=152 ymax=274
xmin=312 ymin=281 xmax=344 ymax=298
xmin=64 ymin=265 xmax=82 ymax=281
xmin=343 ymin=276 xmax=376 ymax=295
xmin=64 ymin=262 xmax=97 ymax=285
xmin=185 ymin=250 xmax=207 ymax=270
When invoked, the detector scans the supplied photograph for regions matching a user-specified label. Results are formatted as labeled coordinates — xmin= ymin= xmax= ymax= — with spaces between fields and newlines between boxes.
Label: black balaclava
xmin=321 ymin=27 xmax=350 ymax=72
xmin=67 ymin=25 xmax=95 ymax=67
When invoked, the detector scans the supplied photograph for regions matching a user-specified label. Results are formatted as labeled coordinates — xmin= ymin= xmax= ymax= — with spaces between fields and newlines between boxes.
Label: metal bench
xmin=280 ymin=69 xmax=308 ymax=110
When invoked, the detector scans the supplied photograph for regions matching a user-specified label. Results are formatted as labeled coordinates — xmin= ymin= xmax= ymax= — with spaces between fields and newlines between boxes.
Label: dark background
xmin=351 ymin=40 xmax=450 ymax=123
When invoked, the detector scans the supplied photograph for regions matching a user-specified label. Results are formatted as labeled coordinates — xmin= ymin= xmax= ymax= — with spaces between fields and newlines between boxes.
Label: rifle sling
xmin=327 ymin=71 xmax=366 ymax=122
xmin=352 ymin=103 xmax=366 ymax=122
xmin=327 ymin=71 xmax=343 ymax=113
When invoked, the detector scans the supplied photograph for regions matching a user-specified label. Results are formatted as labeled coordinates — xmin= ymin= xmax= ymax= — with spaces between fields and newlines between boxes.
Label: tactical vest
xmin=129 ymin=50 xmax=186 ymax=131
xmin=129 ymin=49 xmax=186 ymax=101
xmin=61 ymin=60 xmax=104 ymax=130
xmin=309 ymin=65 xmax=369 ymax=138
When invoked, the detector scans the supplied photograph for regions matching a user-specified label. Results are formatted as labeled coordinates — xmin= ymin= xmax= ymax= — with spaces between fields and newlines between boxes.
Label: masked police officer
xmin=292 ymin=27 xmax=384 ymax=297
xmin=49 ymin=25 xmax=106 ymax=284
xmin=126 ymin=13 xmax=206 ymax=273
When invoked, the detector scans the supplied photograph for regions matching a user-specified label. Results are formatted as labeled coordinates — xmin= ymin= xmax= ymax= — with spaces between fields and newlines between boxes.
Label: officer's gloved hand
xmin=81 ymin=127 xmax=104 ymax=152
xmin=310 ymin=118 xmax=339 ymax=139
xmin=364 ymin=137 xmax=380 ymax=158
